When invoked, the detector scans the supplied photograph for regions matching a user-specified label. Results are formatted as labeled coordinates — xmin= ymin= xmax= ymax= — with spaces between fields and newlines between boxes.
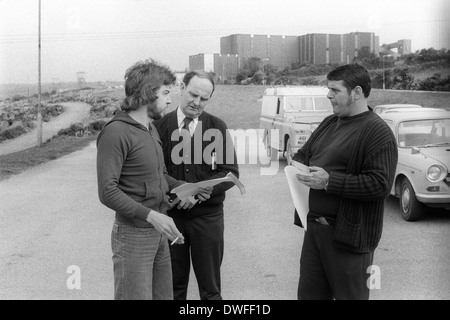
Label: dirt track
xmin=0 ymin=102 xmax=91 ymax=156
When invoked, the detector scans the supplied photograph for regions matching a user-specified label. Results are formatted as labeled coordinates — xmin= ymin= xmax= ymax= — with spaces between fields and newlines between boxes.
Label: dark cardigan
xmin=293 ymin=110 xmax=398 ymax=253
xmin=154 ymin=110 xmax=239 ymax=217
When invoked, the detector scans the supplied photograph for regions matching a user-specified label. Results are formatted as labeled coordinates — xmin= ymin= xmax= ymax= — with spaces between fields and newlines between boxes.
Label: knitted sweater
xmin=293 ymin=110 xmax=398 ymax=253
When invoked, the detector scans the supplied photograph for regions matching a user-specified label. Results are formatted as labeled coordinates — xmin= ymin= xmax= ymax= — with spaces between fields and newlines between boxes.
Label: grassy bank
xmin=0 ymin=134 xmax=97 ymax=181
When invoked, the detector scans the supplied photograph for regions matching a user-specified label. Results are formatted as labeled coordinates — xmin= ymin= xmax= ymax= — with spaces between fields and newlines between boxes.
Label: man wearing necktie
xmin=154 ymin=70 xmax=239 ymax=300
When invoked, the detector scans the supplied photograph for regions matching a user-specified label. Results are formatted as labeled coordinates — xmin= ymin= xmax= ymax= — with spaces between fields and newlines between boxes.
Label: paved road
xmin=0 ymin=140 xmax=449 ymax=300
xmin=0 ymin=102 xmax=91 ymax=156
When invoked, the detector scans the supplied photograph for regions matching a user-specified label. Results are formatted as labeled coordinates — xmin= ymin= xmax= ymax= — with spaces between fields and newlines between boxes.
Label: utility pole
xmin=37 ymin=0 xmax=43 ymax=147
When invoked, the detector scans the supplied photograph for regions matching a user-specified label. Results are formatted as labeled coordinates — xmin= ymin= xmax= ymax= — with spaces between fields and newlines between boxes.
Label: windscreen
xmin=284 ymin=96 xmax=332 ymax=111
xmin=398 ymin=118 xmax=450 ymax=147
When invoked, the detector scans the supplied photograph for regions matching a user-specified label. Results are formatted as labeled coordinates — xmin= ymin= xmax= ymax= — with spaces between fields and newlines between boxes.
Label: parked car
xmin=379 ymin=109 xmax=450 ymax=221
xmin=259 ymin=86 xmax=332 ymax=164
xmin=383 ymin=107 xmax=445 ymax=114
xmin=373 ymin=104 xmax=422 ymax=114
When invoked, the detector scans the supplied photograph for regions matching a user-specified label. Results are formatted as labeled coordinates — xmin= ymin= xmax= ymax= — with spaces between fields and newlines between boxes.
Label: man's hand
xmin=175 ymin=186 xmax=213 ymax=210
xmin=176 ymin=196 xmax=198 ymax=210
xmin=145 ymin=210 xmax=184 ymax=244
xmin=296 ymin=166 xmax=329 ymax=190
xmin=196 ymin=186 xmax=213 ymax=202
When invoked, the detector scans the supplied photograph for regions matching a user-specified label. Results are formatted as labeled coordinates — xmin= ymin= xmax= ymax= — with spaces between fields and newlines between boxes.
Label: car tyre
xmin=399 ymin=178 xmax=423 ymax=221
xmin=285 ymin=137 xmax=293 ymax=165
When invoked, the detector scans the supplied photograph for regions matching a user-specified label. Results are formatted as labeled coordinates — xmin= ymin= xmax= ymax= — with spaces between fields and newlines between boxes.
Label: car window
xmin=398 ymin=118 xmax=450 ymax=147
xmin=284 ymin=97 xmax=314 ymax=111
xmin=314 ymin=97 xmax=332 ymax=111
xmin=284 ymin=96 xmax=331 ymax=111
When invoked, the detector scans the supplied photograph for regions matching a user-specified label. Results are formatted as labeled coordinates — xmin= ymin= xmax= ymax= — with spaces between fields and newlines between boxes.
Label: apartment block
xmin=188 ymin=53 xmax=240 ymax=82
xmin=220 ymin=34 xmax=299 ymax=69
xmin=189 ymin=32 xmax=408 ymax=82
xmin=299 ymin=32 xmax=380 ymax=65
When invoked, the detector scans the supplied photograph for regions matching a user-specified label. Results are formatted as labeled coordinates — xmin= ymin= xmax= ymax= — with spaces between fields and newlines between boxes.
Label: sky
xmin=0 ymin=0 xmax=449 ymax=84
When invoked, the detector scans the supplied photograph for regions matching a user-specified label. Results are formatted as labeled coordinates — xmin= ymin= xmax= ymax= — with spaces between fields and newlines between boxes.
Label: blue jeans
xmin=111 ymin=220 xmax=173 ymax=300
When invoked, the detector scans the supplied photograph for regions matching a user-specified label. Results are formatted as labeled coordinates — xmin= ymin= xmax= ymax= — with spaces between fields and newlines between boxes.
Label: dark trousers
xmin=169 ymin=209 xmax=224 ymax=300
xmin=298 ymin=219 xmax=374 ymax=300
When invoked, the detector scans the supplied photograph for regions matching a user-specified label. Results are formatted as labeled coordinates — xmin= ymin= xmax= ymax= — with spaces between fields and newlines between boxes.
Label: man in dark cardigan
xmin=292 ymin=64 xmax=398 ymax=300
xmin=154 ymin=70 xmax=239 ymax=300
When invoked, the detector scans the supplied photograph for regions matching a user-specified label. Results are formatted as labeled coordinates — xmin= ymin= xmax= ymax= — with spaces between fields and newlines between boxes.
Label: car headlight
xmin=427 ymin=165 xmax=447 ymax=182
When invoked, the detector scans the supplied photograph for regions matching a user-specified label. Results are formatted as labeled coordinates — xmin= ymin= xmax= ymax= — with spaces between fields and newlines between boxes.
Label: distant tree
xmin=353 ymin=46 xmax=381 ymax=70
xmin=401 ymin=47 xmax=450 ymax=65
xmin=299 ymin=77 xmax=320 ymax=85
xmin=244 ymin=57 xmax=263 ymax=77
xmin=12 ymin=94 xmax=27 ymax=102
xmin=235 ymin=71 xmax=248 ymax=84
xmin=392 ymin=68 xmax=417 ymax=90
xmin=235 ymin=57 xmax=262 ymax=83
xmin=417 ymin=73 xmax=450 ymax=91
xmin=371 ymin=69 xmax=393 ymax=89
xmin=357 ymin=46 xmax=376 ymax=60
xmin=252 ymin=70 xmax=265 ymax=85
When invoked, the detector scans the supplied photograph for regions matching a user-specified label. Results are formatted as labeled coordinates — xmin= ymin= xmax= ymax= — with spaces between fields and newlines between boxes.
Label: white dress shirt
xmin=177 ymin=107 xmax=198 ymax=136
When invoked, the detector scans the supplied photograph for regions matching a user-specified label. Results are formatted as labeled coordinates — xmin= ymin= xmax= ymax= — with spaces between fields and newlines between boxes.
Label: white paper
xmin=171 ymin=173 xmax=245 ymax=201
xmin=291 ymin=160 xmax=313 ymax=176
xmin=284 ymin=165 xmax=310 ymax=231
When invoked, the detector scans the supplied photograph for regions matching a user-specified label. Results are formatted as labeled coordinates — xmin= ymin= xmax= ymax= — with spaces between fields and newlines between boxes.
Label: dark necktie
xmin=183 ymin=117 xmax=193 ymax=133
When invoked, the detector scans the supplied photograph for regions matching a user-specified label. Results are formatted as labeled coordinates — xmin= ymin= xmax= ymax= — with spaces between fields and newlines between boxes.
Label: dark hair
xmin=121 ymin=59 xmax=176 ymax=112
xmin=327 ymin=64 xmax=371 ymax=98
xmin=183 ymin=70 xmax=215 ymax=96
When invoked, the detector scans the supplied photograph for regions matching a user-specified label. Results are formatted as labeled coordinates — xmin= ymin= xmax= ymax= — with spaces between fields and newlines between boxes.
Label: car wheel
xmin=399 ymin=178 xmax=423 ymax=221
xmin=285 ymin=137 xmax=293 ymax=165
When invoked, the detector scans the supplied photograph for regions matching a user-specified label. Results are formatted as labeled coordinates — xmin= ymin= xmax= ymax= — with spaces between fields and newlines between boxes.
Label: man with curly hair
xmin=97 ymin=59 xmax=211 ymax=300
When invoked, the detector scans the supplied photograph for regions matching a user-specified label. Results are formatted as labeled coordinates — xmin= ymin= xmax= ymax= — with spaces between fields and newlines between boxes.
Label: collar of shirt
xmin=177 ymin=107 xmax=198 ymax=134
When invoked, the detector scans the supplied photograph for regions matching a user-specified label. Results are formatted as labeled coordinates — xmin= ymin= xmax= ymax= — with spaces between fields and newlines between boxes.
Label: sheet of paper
xmin=171 ymin=173 xmax=245 ymax=201
xmin=284 ymin=165 xmax=310 ymax=231
xmin=291 ymin=160 xmax=313 ymax=176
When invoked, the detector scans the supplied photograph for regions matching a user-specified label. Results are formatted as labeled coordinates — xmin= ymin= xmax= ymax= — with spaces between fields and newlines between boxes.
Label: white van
xmin=259 ymin=86 xmax=332 ymax=163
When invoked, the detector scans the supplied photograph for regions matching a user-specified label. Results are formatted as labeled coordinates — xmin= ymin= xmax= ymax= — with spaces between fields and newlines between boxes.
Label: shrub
xmin=0 ymin=124 xmax=27 ymax=142
xmin=417 ymin=74 xmax=450 ymax=91
xmin=58 ymin=122 xmax=85 ymax=136
xmin=299 ymin=77 xmax=320 ymax=85
xmin=58 ymin=119 xmax=107 ymax=137
xmin=87 ymin=119 xmax=107 ymax=132
xmin=12 ymin=94 xmax=27 ymax=102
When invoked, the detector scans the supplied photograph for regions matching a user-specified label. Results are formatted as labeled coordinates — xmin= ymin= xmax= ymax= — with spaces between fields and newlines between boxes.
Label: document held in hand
xmin=171 ymin=172 xmax=245 ymax=201
xmin=284 ymin=160 xmax=311 ymax=231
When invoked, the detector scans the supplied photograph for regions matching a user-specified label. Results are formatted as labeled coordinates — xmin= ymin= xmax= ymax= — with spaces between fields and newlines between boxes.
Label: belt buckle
xmin=315 ymin=217 xmax=329 ymax=225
